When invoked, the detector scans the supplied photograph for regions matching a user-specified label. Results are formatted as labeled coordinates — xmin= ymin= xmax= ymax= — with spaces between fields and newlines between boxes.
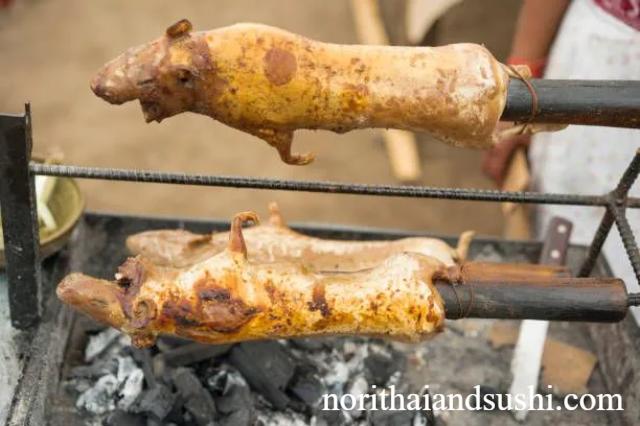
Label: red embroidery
xmin=594 ymin=0 xmax=640 ymax=31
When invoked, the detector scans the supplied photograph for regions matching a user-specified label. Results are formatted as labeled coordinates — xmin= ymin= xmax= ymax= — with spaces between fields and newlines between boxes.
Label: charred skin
xmin=57 ymin=211 xmax=446 ymax=348
xmin=91 ymin=19 xmax=513 ymax=165
xmin=125 ymin=202 xmax=475 ymax=270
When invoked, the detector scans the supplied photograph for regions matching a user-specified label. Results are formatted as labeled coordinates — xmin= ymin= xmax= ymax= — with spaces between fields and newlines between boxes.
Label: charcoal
xmin=77 ymin=316 xmax=110 ymax=334
xmin=212 ymin=370 xmax=256 ymax=426
xmin=289 ymin=338 xmax=328 ymax=351
xmin=76 ymin=374 xmax=119 ymax=415
xmin=345 ymin=376 xmax=368 ymax=419
xmin=288 ymin=368 xmax=326 ymax=407
xmin=63 ymin=377 xmax=94 ymax=397
xmin=118 ymin=368 xmax=145 ymax=411
xmin=159 ymin=342 xmax=231 ymax=367
xmin=369 ymin=407 xmax=417 ymax=426
xmin=69 ymin=358 xmax=117 ymax=379
xmin=255 ymin=410 xmax=308 ymax=426
xmin=219 ymin=409 xmax=253 ymax=426
xmin=117 ymin=356 xmax=139 ymax=384
xmin=345 ymin=344 xmax=369 ymax=376
xmin=315 ymin=407 xmax=351 ymax=426
xmin=207 ymin=369 xmax=230 ymax=394
xmin=105 ymin=409 xmax=145 ymax=426
xmin=210 ymin=370 xmax=251 ymax=413
xmin=134 ymin=384 xmax=177 ymax=420
xmin=85 ymin=328 xmax=122 ymax=362
xmin=229 ymin=341 xmax=295 ymax=410
xmin=132 ymin=348 xmax=157 ymax=388
xmin=323 ymin=362 xmax=348 ymax=393
xmin=157 ymin=335 xmax=194 ymax=350
xmin=364 ymin=344 xmax=406 ymax=386
xmin=172 ymin=367 xmax=217 ymax=426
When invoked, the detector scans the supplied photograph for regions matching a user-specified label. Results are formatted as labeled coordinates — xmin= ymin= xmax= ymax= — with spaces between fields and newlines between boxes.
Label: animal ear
xmin=175 ymin=66 xmax=199 ymax=85
xmin=166 ymin=19 xmax=193 ymax=39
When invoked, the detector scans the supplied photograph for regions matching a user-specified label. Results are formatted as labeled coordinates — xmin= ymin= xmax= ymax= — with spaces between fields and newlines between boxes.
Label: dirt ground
xmin=0 ymin=0 xmax=521 ymax=237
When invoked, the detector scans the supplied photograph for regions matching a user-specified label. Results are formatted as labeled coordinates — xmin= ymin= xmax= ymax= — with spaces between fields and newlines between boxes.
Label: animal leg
xmin=454 ymin=230 xmax=476 ymax=263
xmin=267 ymin=202 xmax=288 ymax=228
xmin=229 ymin=211 xmax=260 ymax=260
xmin=254 ymin=128 xmax=315 ymax=166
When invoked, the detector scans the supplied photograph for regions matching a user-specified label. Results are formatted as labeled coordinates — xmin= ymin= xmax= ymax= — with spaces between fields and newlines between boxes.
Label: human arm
xmin=482 ymin=0 xmax=572 ymax=186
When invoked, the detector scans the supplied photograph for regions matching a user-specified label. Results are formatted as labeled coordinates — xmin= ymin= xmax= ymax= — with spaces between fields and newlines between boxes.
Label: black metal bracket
xmin=0 ymin=104 xmax=42 ymax=329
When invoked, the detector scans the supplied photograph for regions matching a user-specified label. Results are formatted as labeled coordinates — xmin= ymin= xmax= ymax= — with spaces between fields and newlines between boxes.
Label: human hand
xmin=482 ymin=124 xmax=531 ymax=188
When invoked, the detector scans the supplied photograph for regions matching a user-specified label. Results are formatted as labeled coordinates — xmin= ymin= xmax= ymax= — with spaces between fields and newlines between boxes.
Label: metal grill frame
xmin=1 ymin=103 xmax=639 ymax=329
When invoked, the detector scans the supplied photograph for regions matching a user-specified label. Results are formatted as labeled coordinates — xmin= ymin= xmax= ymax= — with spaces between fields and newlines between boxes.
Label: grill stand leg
xmin=0 ymin=104 xmax=42 ymax=329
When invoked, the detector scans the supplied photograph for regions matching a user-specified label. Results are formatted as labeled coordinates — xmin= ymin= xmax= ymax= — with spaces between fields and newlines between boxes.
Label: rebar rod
xmin=614 ymin=150 xmax=640 ymax=195
xmin=578 ymin=209 xmax=615 ymax=277
xmin=29 ymin=163 xmax=640 ymax=208
xmin=610 ymin=206 xmax=640 ymax=285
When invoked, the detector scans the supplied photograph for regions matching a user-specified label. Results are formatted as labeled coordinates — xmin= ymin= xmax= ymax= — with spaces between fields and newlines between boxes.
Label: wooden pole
xmin=349 ymin=0 xmax=422 ymax=182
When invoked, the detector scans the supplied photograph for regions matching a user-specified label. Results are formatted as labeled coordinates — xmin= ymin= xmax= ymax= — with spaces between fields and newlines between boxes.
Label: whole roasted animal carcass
xmin=126 ymin=202 xmax=474 ymax=270
xmin=90 ymin=19 xmax=530 ymax=165
xmin=58 ymin=212 xmax=454 ymax=348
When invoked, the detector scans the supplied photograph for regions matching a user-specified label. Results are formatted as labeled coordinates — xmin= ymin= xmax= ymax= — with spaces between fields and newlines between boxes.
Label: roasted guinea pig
xmin=126 ymin=202 xmax=474 ymax=270
xmin=90 ymin=19 xmax=529 ymax=165
xmin=57 ymin=212 xmax=447 ymax=348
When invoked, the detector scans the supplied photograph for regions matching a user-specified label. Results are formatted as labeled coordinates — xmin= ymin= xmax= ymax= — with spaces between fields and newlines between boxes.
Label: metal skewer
xmin=503 ymin=79 xmax=640 ymax=128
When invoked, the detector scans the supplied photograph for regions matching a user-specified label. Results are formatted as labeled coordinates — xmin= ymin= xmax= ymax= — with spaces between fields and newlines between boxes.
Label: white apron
xmin=529 ymin=0 xmax=640 ymax=322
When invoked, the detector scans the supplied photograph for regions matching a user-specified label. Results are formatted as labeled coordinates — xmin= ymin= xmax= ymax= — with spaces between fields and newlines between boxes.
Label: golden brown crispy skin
xmin=91 ymin=19 xmax=512 ymax=165
xmin=58 ymin=211 xmax=446 ymax=348
xmin=126 ymin=202 xmax=474 ymax=270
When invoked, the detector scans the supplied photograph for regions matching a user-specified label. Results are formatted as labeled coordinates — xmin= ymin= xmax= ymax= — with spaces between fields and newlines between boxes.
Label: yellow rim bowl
xmin=0 ymin=162 xmax=84 ymax=267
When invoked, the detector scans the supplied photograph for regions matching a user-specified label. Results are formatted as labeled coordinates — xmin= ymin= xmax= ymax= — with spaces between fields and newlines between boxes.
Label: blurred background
xmin=0 ymin=0 xmax=522 ymax=236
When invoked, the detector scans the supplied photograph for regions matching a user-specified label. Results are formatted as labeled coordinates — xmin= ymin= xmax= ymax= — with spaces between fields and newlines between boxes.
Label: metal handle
xmin=503 ymin=79 xmax=640 ymax=128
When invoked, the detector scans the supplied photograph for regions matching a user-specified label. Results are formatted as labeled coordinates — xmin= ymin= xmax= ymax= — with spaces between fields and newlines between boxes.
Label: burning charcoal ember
xmin=132 ymin=348 xmax=157 ymax=388
xmin=345 ymin=376 xmax=368 ymax=420
xmin=159 ymin=342 xmax=231 ymax=367
xmin=133 ymin=384 xmax=177 ymax=421
xmin=84 ymin=328 xmax=122 ymax=363
xmin=172 ymin=367 xmax=217 ymax=426
xmin=364 ymin=343 xmax=406 ymax=387
xmin=229 ymin=341 xmax=295 ymax=410
xmin=288 ymin=367 xmax=326 ymax=407
xmin=118 ymin=368 xmax=145 ymax=411
xmin=105 ymin=409 xmax=145 ymax=426
xmin=76 ymin=374 xmax=119 ymax=415
xmin=68 ymin=358 xmax=118 ymax=379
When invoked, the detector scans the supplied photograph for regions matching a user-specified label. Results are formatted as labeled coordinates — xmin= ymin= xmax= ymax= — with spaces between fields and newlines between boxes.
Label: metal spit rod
xmin=503 ymin=80 xmax=640 ymax=129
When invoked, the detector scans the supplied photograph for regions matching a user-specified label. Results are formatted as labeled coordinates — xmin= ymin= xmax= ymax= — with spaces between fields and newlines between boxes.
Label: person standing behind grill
xmin=483 ymin=0 xmax=640 ymax=322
